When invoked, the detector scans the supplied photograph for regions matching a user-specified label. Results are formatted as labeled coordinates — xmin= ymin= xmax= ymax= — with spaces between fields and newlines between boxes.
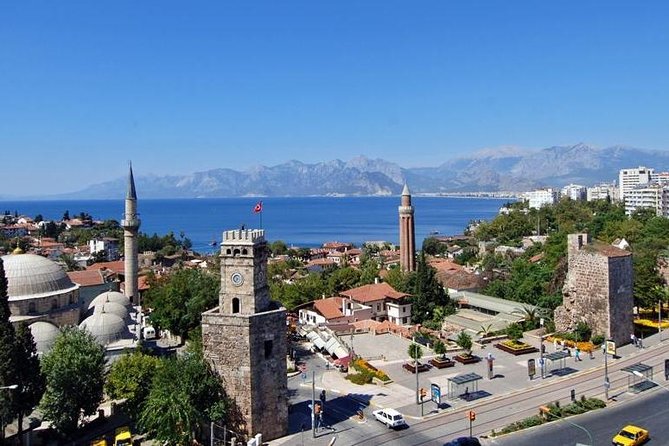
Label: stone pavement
xmin=269 ymin=329 xmax=669 ymax=445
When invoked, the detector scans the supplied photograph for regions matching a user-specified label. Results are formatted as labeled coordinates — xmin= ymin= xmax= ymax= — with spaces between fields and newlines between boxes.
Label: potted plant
xmin=430 ymin=340 xmax=455 ymax=368
xmin=454 ymin=331 xmax=480 ymax=364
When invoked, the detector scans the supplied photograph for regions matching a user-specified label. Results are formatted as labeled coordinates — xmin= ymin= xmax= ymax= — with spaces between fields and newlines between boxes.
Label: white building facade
xmin=619 ymin=166 xmax=655 ymax=203
xmin=560 ymin=184 xmax=587 ymax=201
xmin=524 ymin=189 xmax=558 ymax=209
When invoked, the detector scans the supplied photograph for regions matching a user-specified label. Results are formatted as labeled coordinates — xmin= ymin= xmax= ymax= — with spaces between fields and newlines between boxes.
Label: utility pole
xmin=413 ymin=335 xmax=419 ymax=405
xmin=660 ymin=300 xmax=663 ymax=341
xmin=311 ymin=370 xmax=316 ymax=438
xmin=603 ymin=344 xmax=610 ymax=401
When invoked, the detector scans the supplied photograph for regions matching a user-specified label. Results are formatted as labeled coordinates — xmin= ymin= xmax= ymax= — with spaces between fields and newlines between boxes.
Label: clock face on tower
xmin=231 ymin=272 xmax=244 ymax=287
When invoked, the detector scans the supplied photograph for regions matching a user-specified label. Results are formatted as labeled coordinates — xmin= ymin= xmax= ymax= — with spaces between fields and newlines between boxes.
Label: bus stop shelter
xmin=621 ymin=363 xmax=655 ymax=393
xmin=447 ymin=373 xmax=483 ymax=400
xmin=544 ymin=350 xmax=570 ymax=375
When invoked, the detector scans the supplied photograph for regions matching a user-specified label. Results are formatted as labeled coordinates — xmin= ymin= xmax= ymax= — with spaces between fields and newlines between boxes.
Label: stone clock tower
xmin=202 ymin=229 xmax=288 ymax=441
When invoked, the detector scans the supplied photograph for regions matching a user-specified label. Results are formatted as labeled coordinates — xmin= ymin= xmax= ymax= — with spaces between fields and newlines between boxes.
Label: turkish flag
xmin=253 ymin=201 xmax=263 ymax=213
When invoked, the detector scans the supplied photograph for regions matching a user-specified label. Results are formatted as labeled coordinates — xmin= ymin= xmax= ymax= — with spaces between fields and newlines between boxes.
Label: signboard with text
xmin=527 ymin=358 xmax=536 ymax=378
xmin=605 ymin=340 xmax=616 ymax=356
xmin=431 ymin=383 xmax=441 ymax=405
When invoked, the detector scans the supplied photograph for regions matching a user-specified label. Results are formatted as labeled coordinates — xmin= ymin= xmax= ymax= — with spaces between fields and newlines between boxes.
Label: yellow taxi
xmin=612 ymin=424 xmax=649 ymax=446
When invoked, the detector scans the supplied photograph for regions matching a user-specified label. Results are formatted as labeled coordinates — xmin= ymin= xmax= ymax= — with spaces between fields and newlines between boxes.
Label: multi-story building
xmin=339 ymin=281 xmax=412 ymax=325
xmin=524 ymin=188 xmax=557 ymax=209
xmin=624 ymin=182 xmax=669 ymax=216
xmin=619 ymin=166 xmax=655 ymax=203
xmin=587 ymin=182 xmax=617 ymax=202
xmin=560 ymin=184 xmax=587 ymax=201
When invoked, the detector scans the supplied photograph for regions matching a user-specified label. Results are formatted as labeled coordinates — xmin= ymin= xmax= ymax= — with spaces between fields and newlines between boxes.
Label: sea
xmin=0 ymin=197 xmax=511 ymax=253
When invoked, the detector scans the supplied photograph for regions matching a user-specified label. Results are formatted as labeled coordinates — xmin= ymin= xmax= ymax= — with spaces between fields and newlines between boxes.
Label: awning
xmin=333 ymin=346 xmax=349 ymax=359
xmin=324 ymin=337 xmax=340 ymax=355
xmin=312 ymin=337 xmax=326 ymax=350
xmin=335 ymin=356 xmax=352 ymax=366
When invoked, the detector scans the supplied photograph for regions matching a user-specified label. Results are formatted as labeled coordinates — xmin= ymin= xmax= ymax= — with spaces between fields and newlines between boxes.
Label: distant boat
xmin=429 ymin=230 xmax=440 ymax=235
xmin=210 ymin=240 xmax=218 ymax=246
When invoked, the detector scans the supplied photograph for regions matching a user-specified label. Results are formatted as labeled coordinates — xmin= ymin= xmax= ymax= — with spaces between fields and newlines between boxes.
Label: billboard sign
xmin=431 ymin=383 xmax=441 ymax=405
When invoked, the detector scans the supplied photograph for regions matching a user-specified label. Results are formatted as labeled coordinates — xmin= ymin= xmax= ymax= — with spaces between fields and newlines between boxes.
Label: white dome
xmin=79 ymin=310 xmax=128 ymax=346
xmin=88 ymin=291 xmax=131 ymax=310
xmin=93 ymin=301 xmax=130 ymax=321
xmin=28 ymin=321 xmax=60 ymax=355
xmin=2 ymin=253 xmax=78 ymax=300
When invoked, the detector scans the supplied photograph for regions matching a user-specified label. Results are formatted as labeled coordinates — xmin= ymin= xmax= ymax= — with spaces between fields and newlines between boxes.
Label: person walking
xmin=631 ymin=333 xmax=637 ymax=347
xmin=575 ymin=347 xmax=582 ymax=361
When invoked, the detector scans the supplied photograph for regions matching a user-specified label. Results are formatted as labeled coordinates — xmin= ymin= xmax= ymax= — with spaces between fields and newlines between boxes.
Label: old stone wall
xmin=202 ymin=307 xmax=288 ymax=441
xmin=556 ymin=235 xmax=633 ymax=346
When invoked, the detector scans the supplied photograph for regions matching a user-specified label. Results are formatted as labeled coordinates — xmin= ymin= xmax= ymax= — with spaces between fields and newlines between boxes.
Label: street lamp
xmin=541 ymin=406 xmax=593 ymax=446
xmin=1 ymin=384 xmax=19 ymax=443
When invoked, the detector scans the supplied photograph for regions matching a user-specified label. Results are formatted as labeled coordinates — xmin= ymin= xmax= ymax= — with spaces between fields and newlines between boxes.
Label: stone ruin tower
xmin=202 ymin=229 xmax=288 ymax=441
xmin=554 ymin=233 xmax=633 ymax=346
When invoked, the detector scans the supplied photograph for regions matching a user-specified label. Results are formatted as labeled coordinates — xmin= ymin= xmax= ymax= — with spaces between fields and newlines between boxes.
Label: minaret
xmin=399 ymin=183 xmax=416 ymax=272
xmin=121 ymin=164 xmax=140 ymax=303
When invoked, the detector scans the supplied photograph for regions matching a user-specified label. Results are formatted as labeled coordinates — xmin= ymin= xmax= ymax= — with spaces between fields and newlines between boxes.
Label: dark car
xmin=444 ymin=437 xmax=481 ymax=446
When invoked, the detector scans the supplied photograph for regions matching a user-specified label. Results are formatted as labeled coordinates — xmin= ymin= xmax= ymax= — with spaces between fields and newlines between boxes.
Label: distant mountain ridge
xmin=54 ymin=144 xmax=669 ymax=199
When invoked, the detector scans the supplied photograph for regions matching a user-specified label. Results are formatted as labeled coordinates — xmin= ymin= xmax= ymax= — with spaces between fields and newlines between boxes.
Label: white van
xmin=142 ymin=326 xmax=156 ymax=340
xmin=372 ymin=408 xmax=407 ymax=428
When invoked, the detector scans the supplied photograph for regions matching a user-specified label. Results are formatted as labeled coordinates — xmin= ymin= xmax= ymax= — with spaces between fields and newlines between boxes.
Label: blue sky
xmin=1 ymin=1 xmax=668 ymax=195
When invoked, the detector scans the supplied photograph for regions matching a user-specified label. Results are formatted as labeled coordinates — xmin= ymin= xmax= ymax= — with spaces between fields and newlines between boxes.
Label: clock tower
xmin=202 ymin=228 xmax=288 ymax=441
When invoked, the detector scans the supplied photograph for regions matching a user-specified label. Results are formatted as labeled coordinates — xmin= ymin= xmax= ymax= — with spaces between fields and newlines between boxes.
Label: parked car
xmin=612 ymin=424 xmax=649 ymax=446
xmin=444 ymin=437 xmax=481 ymax=446
xmin=372 ymin=408 xmax=407 ymax=429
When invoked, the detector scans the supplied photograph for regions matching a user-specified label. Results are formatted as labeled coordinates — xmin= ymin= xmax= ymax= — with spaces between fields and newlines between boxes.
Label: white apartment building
xmin=560 ymin=184 xmax=587 ymax=201
xmin=619 ymin=167 xmax=655 ymax=203
xmin=624 ymin=182 xmax=669 ymax=216
xmin=587 ymin=183 xmax=617 ymax=202
xmin=524 ymin=188 xmax=557 ymax=209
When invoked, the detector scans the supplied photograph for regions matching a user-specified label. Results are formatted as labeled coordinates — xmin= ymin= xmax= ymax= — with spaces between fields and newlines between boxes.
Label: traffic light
xmin=419 ymin=388 xmax=427 ymax=400
xmin=468 ymin=410 xmax=476 ymax=421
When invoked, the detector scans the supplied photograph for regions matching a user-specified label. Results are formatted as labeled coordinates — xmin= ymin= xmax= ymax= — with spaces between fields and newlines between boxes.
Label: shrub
xmin=506 ymin=323 xmax=524 ymax=342
xmin=456 ymin=331 xmax=473 ymax=354
xmin=575 ymin=321 xmax=592 ymax=341
xmin=591 ymin=334 xmax=605 ymax=346
xmin=351 ymin=358 xmax=391 ymax=383
xmin=346 ymin=373 xmax=372 ymax=385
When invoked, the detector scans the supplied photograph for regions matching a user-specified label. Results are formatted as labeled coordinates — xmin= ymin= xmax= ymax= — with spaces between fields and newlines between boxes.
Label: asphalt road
xmin=487 ymin=386 xmax=669 ymax=446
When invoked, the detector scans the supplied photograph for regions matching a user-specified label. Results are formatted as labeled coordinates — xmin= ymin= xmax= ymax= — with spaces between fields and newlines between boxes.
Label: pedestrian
xmin=553 ymin=339 xmax=558 ymax=352
xmin=589 ymin=347 xmax=594 ymax=360
xmin=560 ymin=339 xmax=566 ymax=351
xmin=631 ymin=333 xmax=637 ymax=347
xmin=575 ymin=347 xmax=582 ymax=361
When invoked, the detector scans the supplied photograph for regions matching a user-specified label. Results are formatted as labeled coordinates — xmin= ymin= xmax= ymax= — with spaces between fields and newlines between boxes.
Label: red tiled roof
xmin=429 ymin=258 xmax=465 ymax=273
xmin=340 ymin=282 xmax=408 ymax=303
xmin=313 ymin=297 xmax=345 ymax=320
xmin=307 ymin=258 xmax=336 ymax=267
xmin=67 ymin=269 xmax=106 ymax=286
xmin=87 ymin=260 xmax=125 ymax=274
xmin=138 ymin=275 xmax=150 ymax=291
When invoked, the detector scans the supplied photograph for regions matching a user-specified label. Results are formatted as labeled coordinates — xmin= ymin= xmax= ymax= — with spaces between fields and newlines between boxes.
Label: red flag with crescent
xmin=253 ymin=201 xmax=263 ymax=214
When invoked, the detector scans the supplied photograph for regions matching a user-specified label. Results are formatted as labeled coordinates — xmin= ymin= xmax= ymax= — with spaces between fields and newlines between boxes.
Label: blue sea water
xmin=0 ymin=197 xmax=510 ymax=252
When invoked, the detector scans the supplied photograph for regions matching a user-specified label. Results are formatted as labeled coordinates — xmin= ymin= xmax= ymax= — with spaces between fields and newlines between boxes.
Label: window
xmin=264 ymin=340 xmax=273 ymax=359
xmin=28 ymin=302 xmax=36 ymax=314
xmin=233 ymin=249 xmax=240 ymax=256
xmin=403 ymin=317 xmax=408 ymax=324
xmin=242 ymin=249 xmax=248 ymax=255
xmin=232 ymin=298 xmax=240 ymax=314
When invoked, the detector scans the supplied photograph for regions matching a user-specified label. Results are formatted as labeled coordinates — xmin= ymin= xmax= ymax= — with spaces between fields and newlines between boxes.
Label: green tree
xmin=408 ymin=343 xmax=423 ymax=363
xmin=433 ymin=339 xmax=447 ymax=359
xmin=139 ymin=353 xmax=228 ymax=445
xmin=384 ymin=266 xmax=412 ymax=294
xmin=505 ymin=322 xmax=524 ymax=342
xmin=0 ymin=258 xmax=19 ymax=438
xmin=144 ymin=268 xmax=220 ymax=341
xmin=422 ymin=237 xmax=445 ymax=256
xmin=411 ymin=252 xmax=452 ymax=325
xmin=326 ymin=266 xmax=361 ymax=295
xmin=40 ymin=326 xmax=106 ymax=436
xmin=269 ymin=240 xmax=288 ymax=256
xmin=456 ymin=331 xmax=473 ymax=356
xmin=106 ymin=352 xmax=161 ymax=420
xmin=13 ymin=323 xmax=45 ymax=445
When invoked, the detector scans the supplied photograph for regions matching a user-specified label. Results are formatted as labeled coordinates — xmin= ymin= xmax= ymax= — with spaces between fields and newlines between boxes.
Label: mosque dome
xmin=88 ymin=291 xmax=131 ymax=310
xmin=79 ymin=310 xmax=128 ymax=346
xmin=92 ymin=301 xmax=130 ymax=321
xmin=28 ymin=321 xmax=60 ymax=355
xmin=1 ymin=253 xmax=78 ymax=300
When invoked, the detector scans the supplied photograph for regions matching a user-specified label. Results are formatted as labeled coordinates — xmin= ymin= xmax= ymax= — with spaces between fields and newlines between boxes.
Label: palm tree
xmin=511 ymin=305 xmax=551 ymax=330
xmin=477 ymin=323 xmax=495 ymax=339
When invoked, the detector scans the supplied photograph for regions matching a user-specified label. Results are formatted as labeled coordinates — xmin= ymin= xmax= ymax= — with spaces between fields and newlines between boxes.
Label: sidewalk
xmin=269 ymin=329 xmax=668 ymax=445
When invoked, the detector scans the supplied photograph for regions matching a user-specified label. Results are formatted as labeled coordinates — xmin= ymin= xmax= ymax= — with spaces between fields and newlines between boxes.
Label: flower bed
xmin=429 ymin=357 xmax=455 ymax=369
xmin=545 ymin=336 xmax=595 ymax=353
xmin=453 ymin=354 xmax=481 ymax=364
xmin=403 ymin=361 xmax=430 ymax=373
xmin=634 ymin=318 xmax=669 ymax=329
xmin=495 ymin=340 xmax=538 ymax=356
xmin=351 ymin=358 xmax=391 ymax=383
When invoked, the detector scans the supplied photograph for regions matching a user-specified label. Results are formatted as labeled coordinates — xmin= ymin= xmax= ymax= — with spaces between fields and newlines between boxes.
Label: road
xmin=488 ymin=386 xmax=669 ymax=445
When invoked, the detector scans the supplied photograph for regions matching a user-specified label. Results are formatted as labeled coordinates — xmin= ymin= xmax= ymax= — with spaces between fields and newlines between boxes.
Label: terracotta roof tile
xmin=87 ymin=260 xmax=125 ymax=274
xmin=313 ymin=297 xmax=345 ymax=320
xmin=67 ymin=269 xmax=106 ymax=286
xmin=340 ymin=282 xmax=408 ymax=303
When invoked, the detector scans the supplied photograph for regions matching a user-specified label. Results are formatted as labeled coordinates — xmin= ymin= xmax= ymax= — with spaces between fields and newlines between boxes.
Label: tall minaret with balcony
xmin=399 ymin=183 xmax=416 ymax=272
xmin=121 ymin=164 xmax=140 ymax=303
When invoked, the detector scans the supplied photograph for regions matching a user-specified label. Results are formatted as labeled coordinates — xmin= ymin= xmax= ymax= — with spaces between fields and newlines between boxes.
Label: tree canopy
xmin=40 ymin=326 xmax=106 ymax=436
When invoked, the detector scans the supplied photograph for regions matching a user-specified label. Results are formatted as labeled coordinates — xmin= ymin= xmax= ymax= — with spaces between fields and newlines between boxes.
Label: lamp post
xmin=1 ymin=384 xmax=19 ymax=444
xmin=413 ymin=334 xmax=419 ymax=405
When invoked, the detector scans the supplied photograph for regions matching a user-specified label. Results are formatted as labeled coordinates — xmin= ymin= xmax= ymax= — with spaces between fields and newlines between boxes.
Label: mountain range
xmin=47 ymin=144 xmax=669 ymax=199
